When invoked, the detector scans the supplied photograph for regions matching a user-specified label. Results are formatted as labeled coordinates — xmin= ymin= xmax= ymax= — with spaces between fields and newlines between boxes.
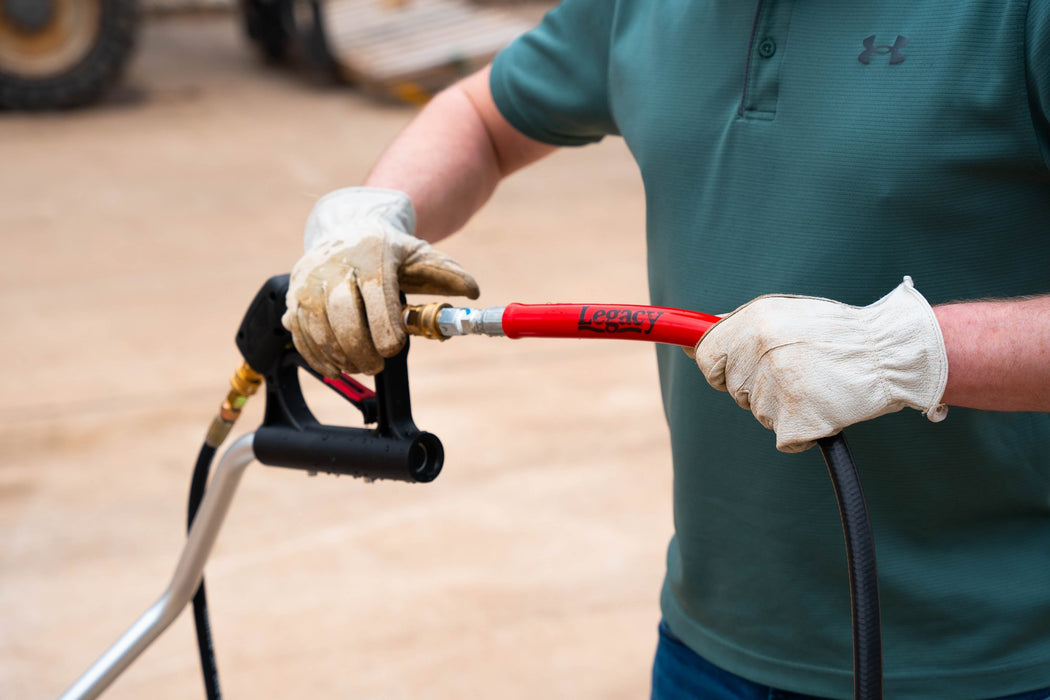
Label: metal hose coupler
xmin=205 ymin=362 xmax=263 ymax=448
xmin=403 ymin=302 xmax=451 ymax=340
xmin=403 ymin=302 xmax=507 ymax=339
xmin=437 ymin=306 xmax=505 ymax=337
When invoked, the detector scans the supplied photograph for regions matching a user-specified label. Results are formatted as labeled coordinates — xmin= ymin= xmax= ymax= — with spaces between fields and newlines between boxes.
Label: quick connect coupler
xmin=403 ymin=302 xmax=506 ymax=340
xmin=205 ymin=361 xmax=263 ymax=448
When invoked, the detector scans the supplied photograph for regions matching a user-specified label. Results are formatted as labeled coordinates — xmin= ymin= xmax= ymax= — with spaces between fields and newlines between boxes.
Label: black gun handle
xmin=253 ymin=422 xmax=442 ymax=482
xmin=236 ymin=275 xmax=443 ymax=484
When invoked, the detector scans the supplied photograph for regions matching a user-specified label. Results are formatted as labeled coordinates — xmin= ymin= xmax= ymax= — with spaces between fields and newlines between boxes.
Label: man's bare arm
xmin=935 ymin=295 xmax=1050 ymax=411
xmin=365 ymin=65 xmax=557 ymax=243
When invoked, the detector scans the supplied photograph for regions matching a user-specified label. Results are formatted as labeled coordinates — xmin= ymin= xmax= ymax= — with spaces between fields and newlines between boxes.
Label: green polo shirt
xmin=491 ymin=1 xmax=1050 ymax=698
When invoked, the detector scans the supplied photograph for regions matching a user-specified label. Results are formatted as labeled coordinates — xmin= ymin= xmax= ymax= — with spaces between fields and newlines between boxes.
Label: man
xmin=283 ymin=1 xmax=1050 ymax=698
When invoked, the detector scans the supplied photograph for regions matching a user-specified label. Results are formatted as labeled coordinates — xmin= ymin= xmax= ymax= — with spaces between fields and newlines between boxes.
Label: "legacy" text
xmin=577 ymin=306 xmax=665 ymax=335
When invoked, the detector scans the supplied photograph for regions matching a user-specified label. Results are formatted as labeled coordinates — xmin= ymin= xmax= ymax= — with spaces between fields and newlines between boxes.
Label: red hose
xmin=501 ymin=303 xmax=720 ymax=347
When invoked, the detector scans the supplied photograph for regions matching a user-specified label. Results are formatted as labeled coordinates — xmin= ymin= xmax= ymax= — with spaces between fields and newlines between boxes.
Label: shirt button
xmin=758 ymin=38 xmax=776 ymax=58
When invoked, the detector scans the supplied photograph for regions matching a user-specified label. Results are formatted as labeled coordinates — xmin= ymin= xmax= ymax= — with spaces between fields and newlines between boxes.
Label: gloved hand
xmin=694 ymin=277 xmax=949 ymax=453
xmin=283 ymin=187 xmax=480 ymax=377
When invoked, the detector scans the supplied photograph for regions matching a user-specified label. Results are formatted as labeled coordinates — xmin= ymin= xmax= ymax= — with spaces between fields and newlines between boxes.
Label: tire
xmin=296 ymin=0 xmax=338 ymax=82
xmin=239 ymin=0 xmax=293 ymax=63
xmin=240 ymin=0 xmax=338 ymax=83
xmin=0 ymin=0 xmax=140 ymax=110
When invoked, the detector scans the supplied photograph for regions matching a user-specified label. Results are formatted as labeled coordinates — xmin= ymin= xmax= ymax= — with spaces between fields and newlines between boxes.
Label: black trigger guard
xmin=234 ymin=274 xmax=443 ymax=483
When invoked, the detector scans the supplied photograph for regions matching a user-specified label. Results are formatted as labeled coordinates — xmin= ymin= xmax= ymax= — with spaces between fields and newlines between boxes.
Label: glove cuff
xmin=862 ymin=277 xmax=949 ymax=422
xmin=303 ymin=186 xmax=417 ymax=251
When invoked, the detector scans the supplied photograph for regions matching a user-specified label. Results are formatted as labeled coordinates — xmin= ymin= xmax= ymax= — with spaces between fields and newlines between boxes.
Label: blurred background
xmin=0 ymin=1 xmax=674 ymax=697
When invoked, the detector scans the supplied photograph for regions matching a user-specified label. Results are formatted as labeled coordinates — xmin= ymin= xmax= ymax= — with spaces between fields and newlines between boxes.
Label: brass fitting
xmin=206 ymin=362 xmax=263 ymax=448
xmin=403 ymin=302 xmax=451 ymax=341
xmin=229 ymin=362 xmax=263 ymax=397
xmin=219 ymin=362 xmax=263 ymax=421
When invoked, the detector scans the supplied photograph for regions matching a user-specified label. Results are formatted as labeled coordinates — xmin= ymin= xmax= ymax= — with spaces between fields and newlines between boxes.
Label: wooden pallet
xmin=322 ymin=0 xmax=536 ymax=103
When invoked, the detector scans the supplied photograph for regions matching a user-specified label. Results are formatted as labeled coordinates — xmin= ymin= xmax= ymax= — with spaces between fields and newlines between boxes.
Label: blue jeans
xmin=651 ymin=622 xmax=1050 ymax=700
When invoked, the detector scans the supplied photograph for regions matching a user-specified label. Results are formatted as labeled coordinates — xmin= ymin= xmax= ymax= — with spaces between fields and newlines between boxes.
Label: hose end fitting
xmin=403 ymin=302 xmax=451 ymax=341
xmin=206 ymin=362 xmax=263 ymax=447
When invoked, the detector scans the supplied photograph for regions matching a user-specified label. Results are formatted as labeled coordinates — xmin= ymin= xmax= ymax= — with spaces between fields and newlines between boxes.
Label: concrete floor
xmin=0 ymin=12 xmax=674 ymax=700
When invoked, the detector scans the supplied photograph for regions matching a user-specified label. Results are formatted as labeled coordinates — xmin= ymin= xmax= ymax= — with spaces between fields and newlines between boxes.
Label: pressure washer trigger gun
xmin=234 ymin=274 xmax=443 ymax=483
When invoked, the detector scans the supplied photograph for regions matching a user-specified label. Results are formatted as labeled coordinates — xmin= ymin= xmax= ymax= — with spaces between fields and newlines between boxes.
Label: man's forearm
xmin=365 ymin=66 xmax=556 ymax=243
xmin=935 ymin=295 xmax=1050 ymax=411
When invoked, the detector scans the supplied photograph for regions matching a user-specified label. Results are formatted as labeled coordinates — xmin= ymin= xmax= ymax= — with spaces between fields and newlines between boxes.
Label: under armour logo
xmin=858 ymin=35 xmax=909 ymax=65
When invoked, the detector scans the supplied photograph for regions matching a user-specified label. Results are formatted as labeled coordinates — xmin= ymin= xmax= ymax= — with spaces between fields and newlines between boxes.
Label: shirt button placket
xmin=740 ymin=1 xmax=794 ymax=119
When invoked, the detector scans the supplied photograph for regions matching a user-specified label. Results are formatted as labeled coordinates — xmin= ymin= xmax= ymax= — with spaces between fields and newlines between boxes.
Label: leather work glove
xmin=283 ymin=187 xmax=480 ymax=377
xmin=694 ymin=277 xmax=949 ymax=453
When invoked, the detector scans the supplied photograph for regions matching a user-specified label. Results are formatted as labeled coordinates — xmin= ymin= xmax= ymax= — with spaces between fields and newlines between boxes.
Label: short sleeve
xmin=490 ymin=0 xmax=619 ymax=146
xmin=1027 ymin=0 xmax=1050 ymax=166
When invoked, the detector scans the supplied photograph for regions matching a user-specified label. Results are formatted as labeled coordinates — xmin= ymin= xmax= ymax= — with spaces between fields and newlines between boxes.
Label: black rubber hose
xmin=187 ymin=442 xmax=223 ymax=700
xmin=817 ymin=434 xmax=883 ymax=700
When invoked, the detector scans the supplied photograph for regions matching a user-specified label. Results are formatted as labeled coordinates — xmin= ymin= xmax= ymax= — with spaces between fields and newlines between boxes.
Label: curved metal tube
xmin=58 ymin=433 xmax=257 ymax=700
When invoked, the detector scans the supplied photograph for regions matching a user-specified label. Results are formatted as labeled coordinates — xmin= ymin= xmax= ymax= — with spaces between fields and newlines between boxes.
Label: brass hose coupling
xmin=205 ymin=361 xmax=263 ymax=448
xmin=404 ymin=302 xmax=507 ymax=339
xmin=403 ymin=302 xmax=451 ymax=341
